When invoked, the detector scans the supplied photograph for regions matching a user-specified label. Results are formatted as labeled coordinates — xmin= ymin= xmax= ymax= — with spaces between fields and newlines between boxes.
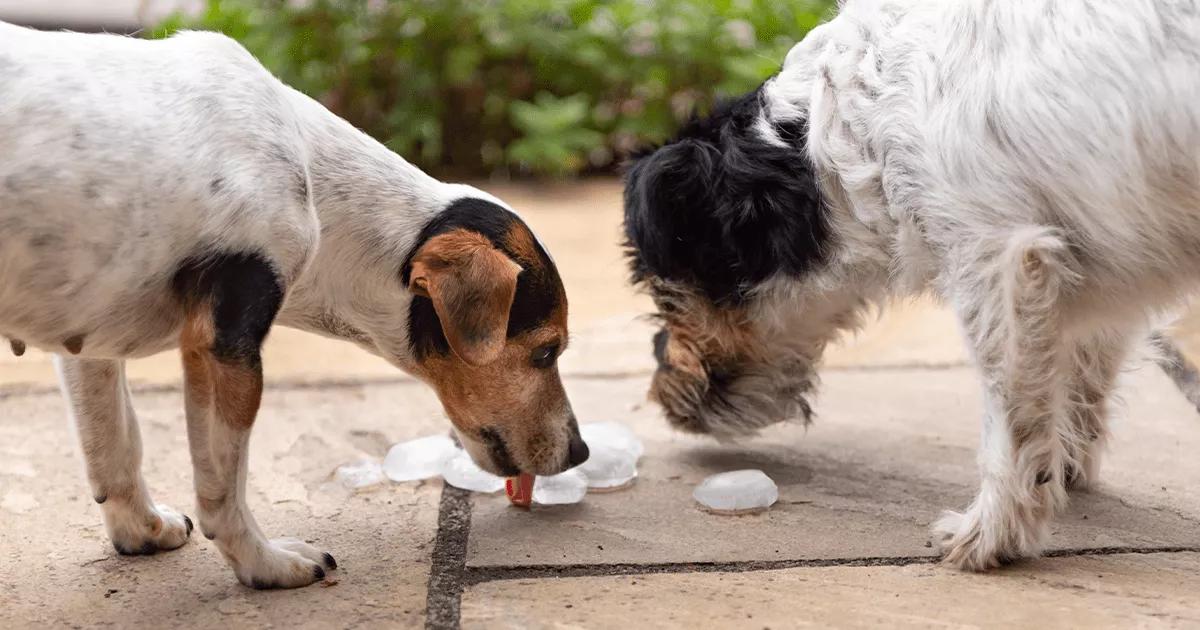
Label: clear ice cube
xmin=693 ymin=469 xmax=778 ymax=514
xmin=580 ymin=422 xmax=643 ymax=459
xmin=334 ymin=459 xmax=385 ymax=489
xmin=440 ymin=450 xmax=505 ymax=493
xmin=532 ymin=469 xmax=588 ymax=505
xmin=382 ymin=435 xmax=458 ymax=482
xmin=577 ymin=443 xmax=637 ymax=490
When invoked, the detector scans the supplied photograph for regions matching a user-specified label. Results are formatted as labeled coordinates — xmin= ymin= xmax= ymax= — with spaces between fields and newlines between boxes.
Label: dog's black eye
xmin=659 ymin=301 xmax=678 ymax=314
xmin=531 ymin=343 xmax=560 ymax=369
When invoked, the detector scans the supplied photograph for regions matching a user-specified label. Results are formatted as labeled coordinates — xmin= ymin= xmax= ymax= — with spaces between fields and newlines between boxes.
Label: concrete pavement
xmin=2 ymin=179 xmax=1199 ymax=629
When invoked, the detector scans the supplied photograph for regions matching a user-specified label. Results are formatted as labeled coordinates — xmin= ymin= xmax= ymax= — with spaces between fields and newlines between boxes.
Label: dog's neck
xmin=274 ymin=87 xmax=489 ymax=365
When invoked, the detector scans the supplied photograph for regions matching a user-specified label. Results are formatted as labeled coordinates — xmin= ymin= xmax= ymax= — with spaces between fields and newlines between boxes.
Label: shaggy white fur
xmin=753 ymin=0 xmax=1200 ymax=569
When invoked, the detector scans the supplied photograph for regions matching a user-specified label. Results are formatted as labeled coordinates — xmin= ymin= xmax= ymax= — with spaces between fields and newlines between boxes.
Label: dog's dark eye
xmin=659 ymin=301 xmax=678 ymax=314
xmin=531 ymin=343 xmax=560 ymax=369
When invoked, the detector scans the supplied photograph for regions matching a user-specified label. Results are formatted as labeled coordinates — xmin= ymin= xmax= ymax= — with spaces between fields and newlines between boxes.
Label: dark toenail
xmin=251 ymin=578 xmax=273 ymax=590
xmin=115 ymin=541 xmax=157 ymax=556
xmin=313 ymin=565 xmax=326 ymax=580
xmin=322 ymin=552 xmax=337 ymax=570
xmin=94 ymin=494 xmax=107 ymax=504
xmin=183 ymin=516 xmax=194 ymax=535
xmin=1035 ymin=471 xmax=1052 ymax=485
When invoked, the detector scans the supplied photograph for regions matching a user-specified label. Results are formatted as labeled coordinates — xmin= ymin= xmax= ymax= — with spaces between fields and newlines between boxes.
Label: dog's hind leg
xmin=1062 ymin=333 xmax=1130 ymax=491
xmin=176 ymin=252 xmax=334 ymax=589
xmin=56 ymin=356 xmax=194 ymax=555
xmin=935 ymin=227 xmax=1078 ymax=571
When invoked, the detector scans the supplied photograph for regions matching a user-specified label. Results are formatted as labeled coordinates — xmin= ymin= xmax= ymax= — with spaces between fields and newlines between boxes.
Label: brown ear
xmin=408 ymin=230 xmax=522 ymax=366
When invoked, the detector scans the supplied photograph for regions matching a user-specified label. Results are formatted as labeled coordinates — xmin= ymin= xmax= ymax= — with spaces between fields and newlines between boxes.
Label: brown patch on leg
xmin=179 ymin=306 xmax=263 ymax=431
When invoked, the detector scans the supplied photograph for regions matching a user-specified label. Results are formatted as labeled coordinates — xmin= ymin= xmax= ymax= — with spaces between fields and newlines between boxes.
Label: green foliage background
xmin=153 ymin=0 xmax=834 ymax=177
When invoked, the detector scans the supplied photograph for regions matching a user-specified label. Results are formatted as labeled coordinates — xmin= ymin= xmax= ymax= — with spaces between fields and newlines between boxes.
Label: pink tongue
xmin=505 ymin=473 xmax=535 ymax=508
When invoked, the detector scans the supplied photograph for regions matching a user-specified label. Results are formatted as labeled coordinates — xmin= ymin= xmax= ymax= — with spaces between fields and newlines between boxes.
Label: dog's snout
xmin=653 ymin=328 xmax=670 ymax=367
xmin=566 ymin=433 xmax=590 ymax=468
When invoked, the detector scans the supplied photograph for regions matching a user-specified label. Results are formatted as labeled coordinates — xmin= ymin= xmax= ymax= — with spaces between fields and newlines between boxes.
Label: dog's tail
xmin=1150 ymin=332 xmax=1200 ymax=415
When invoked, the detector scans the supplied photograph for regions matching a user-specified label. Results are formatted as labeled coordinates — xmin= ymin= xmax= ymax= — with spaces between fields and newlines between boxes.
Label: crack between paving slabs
xmin=463 ymin=545 xmax=1200 ymax=587
xmin=426 ymin=485 xmax=473 ymax=630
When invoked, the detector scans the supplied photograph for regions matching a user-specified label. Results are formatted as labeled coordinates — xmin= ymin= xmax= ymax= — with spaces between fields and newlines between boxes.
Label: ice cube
xmin=580 ymin=421 xmax=643 ymax=459
xmin=693 ymin=469 xmax=778 ymax=514
xmin=578 ymin=443 xmax=637 ymax=491
xmin=334 ymin=459 xmax=385 ymax=489
xmin=382 ymin=435 xmax=458 ymax=482
xmin=440 ymin=450 xmax=505 ymax=493
xmin=532 ymin=469 xmax=588 ymax=505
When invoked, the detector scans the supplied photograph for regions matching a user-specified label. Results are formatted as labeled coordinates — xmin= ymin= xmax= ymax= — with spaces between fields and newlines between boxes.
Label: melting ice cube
xmin=440 ymin=450 xmax=505 ymax=493
xmin=693 ymin=469 xmax=778 ymax=514
xmin=532 ymin=469 xmax=588 ymax=505
xmin=382 ymin=435 xmax=458 ymax=482
xmin=334 ymin=459 xmax=385 ymax=489
xmin=580 ymin=422 xmax=643 ymax=459
xmin=577 ymin=443 xmax=638 ymax=491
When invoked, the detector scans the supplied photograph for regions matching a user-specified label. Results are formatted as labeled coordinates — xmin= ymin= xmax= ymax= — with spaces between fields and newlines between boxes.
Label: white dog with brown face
xmin=0 ymin=22 xmax=588 ymax=589
xmin=624 ymin=0 xmax=1200 ymax=571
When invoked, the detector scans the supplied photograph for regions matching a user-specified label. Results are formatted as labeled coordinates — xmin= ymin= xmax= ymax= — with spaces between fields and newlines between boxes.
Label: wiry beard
xmin=651 ymin=357 xmax=817 ymax=440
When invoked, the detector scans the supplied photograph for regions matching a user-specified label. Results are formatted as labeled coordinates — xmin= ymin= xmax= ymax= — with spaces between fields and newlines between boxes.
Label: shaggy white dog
xmin=624 ymin=0 xmax=1200 ymax=570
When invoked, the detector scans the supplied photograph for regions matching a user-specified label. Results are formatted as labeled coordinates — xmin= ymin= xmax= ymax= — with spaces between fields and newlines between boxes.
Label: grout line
xmin=425 ymin=485 xmax=473 ymax=630
xmin=0 ymin=363 xmax=980 ymax=401
xmin=462 ymin=545 xmax=1200 ymax=586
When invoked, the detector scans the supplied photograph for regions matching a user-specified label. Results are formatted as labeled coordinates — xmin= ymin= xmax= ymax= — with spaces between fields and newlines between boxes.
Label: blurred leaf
xmin=151 ymin=0 xmax=836 ymax=177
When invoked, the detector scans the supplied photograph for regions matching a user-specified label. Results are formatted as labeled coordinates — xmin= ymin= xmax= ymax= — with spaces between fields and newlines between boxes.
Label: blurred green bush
xmin=153 ymin=0 xmax=833 ymax=177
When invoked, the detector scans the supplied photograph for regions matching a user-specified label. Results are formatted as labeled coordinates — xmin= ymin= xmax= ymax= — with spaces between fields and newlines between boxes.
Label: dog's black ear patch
xmin=402 ymin=198 xmax=564 ymax=361
xmin=623 ymin=88 xmax=831 ymax=304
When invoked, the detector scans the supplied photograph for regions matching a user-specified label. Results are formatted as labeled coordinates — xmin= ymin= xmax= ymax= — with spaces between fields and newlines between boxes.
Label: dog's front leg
xmin=178 ymin=258 xmax=335 ymax=589
xmin=57 ymin=357 xmax=194 ymax=555
xmin=935 ymin=229 xmax=1077 ymax=570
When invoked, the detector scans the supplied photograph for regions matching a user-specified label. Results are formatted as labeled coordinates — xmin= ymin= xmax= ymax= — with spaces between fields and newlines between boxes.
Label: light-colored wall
xmin=0 ymin=0 xmax=197 ymax=31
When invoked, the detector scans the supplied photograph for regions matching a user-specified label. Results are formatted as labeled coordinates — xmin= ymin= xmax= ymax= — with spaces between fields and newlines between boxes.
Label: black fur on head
xmin=623 ymin=86 xmax=830 ymax=304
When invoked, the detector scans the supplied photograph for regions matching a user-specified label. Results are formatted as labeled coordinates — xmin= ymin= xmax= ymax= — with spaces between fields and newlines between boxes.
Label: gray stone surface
xmin=462 ymin=552 xmax=1200 ymax=629
xmin=0 ymin=382 xmax=448 ymax=628
xmin=468 ymin=365 xmax=1200 ymax=568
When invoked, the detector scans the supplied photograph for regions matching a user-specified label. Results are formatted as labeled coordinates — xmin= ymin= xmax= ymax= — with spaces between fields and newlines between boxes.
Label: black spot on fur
xmin=9 ymin=339 xmax=25 ymax=357
xmin=171 ymin=252 xmax=284 ymax=365
xmin=63 ymin=334 xmax=84 ymax=355
xmin=401 ymin=198 xmax=562 ymax=360
xmin=94 ymin=494 xmax=107 ymax=504
xmin=623 ymin=86 xmax=831 ymax=304
xmin=479 ymin=427 xmax=520 ymax=477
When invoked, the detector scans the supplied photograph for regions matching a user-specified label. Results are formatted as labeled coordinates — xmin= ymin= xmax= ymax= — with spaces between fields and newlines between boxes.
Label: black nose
xmin=653 ymin=328 xmax=670 ymax=367
xmin=566 ymin=434 xmax=590 ymax=468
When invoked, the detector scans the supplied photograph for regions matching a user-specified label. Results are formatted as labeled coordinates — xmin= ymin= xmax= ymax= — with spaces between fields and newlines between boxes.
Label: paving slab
xmin=0 ymin=380 xmax=453 ymax=628
xmin=467 ymin=364 xmax=1200 ymax=568
xmin=460 ymin=552 xmax=1200 ymax=629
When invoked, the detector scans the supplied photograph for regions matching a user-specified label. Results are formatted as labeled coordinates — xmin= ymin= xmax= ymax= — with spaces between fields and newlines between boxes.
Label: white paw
xmin=933 ymin=502 xmax=1045 ymax=571
xmin=232 ymin=538 xmax=337 ymax=590
xmin=107 ymin=503 xmax=193 ymax=556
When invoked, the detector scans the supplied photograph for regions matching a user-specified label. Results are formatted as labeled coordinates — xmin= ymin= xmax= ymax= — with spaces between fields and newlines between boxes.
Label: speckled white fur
xmin=749 ymin=0 xmax=1200 ymax=570
xmin=0 ymin=22 xmax=517 ymax=588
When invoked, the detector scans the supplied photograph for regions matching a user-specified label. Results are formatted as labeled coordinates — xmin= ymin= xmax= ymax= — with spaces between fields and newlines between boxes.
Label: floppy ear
xmin=408 ymin=230 xmax=522 ymax=366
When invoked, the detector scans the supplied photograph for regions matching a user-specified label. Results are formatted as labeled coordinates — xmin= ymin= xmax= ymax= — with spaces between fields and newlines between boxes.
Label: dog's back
xmin=795 ymin=0 xmax=1200 ymax=319
xmin=0 ymin=23 xmax=317 ymax=358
